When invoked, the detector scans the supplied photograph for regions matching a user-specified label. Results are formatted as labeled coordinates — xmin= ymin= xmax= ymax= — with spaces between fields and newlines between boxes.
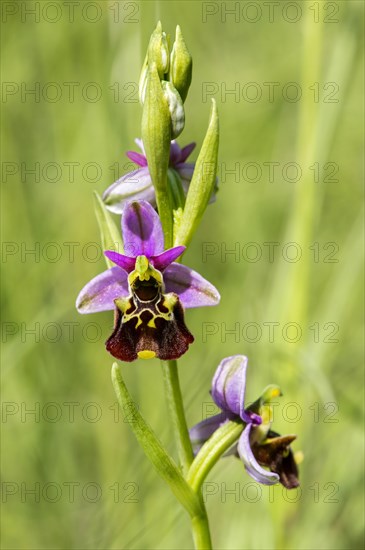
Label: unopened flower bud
xmin=169 ymin=25 xmax=192 ymax=102
xmin=147 ymin=21 xmax=169 ymax=79
xmin=161 ymin=81 xmax=185 ymax=138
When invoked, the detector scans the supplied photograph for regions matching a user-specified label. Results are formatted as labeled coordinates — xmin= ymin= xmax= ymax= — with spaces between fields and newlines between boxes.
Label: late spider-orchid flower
xmin=76 ymin=200 xmax=220 ymax=362
xmin=190 ymin=356 xmax=299 ymax=489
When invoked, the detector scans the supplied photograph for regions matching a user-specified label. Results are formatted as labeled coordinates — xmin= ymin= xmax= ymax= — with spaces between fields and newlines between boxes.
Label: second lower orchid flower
xmin=76 ymin=200 xmax=220 ymax=362
xmin=190 ymin=355 xmax=300 ymax=489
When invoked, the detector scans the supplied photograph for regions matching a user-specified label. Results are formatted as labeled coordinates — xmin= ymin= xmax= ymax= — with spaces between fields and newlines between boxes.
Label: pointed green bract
xmin=138 ymin=52 xmax=148 ymax=103
xmin=174 ymin=99 xmax=219 ymax=248
xmin=93 ymin=191 xmax=123 ymax=268
xmin=187 ymin=420 xmax=244 ymax=492
xmin=111 ymin=363 xmax=203 ymax=518
xmin=142 ymin=62 xmax=173 ymax=246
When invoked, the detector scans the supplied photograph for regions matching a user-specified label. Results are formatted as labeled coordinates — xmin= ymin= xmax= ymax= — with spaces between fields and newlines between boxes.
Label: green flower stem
xmin=191 ymin=505 xmax=212 ymax=550
xmin=160 ymin=360 xmax=212 ymax=549
xmin=111 ymin=363 xmax=202 ymax=518
xmin=187 ymin=420 xmax=244 ymax=493
xmin=155 ymin=191 xmax=174 ymax=248
xmin=161 ymin=359 xmax=194 ymax=475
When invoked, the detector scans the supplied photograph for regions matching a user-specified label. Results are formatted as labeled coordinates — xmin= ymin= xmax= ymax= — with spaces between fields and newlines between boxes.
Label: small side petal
xmin=179 ymin=142 xmax=196 ymax=163
xmin=104 ymin=251 xmax=136 ymax=273
xmin=151 ymin=246 xmax=186 ymax=271
xmin=76 ymin=267 xmax=129 ymax=314
xmin=238 ymin=424 xmax=279 ymax=486
xmin=163 ymin=263 xmax=220 ymax=308
xmin=126 ymin=150 xmax=148 ymax=167
xmin=122 ymin=200 xmax=164 ymax=257
xmin=103 ymin=167 xmax=155 ymax=215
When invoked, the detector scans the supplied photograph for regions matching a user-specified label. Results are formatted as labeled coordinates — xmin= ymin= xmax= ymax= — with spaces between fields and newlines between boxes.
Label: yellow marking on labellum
xmin=114 ymin=297 xmax=130 ymax=313
xmin=135 ymin=317 xmax=143 ymax=329
xmin=147 ymin=318 xmax=156 ymax=328
xmin=163 ymin=293 xmax=178 ymax=309
xmin=138 ymin=350 xmax=156 ymax=359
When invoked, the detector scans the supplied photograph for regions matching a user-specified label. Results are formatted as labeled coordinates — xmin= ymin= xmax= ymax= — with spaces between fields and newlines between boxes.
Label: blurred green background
xmin=1 ymin=1 xmax=364 ymax=548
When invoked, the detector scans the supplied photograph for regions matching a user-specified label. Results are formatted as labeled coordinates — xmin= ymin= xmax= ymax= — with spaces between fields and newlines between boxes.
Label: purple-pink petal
xmin=179 ymin=142 xmax=196 ymax=163
xmin=238 ymin=424 xmax=279 ymax=485
xmin=76 ymin=267 xmax=129 ymax=314
xmin=102 ymin=167 xmax=155 ymax=215
xmin=163 ymin=263 xmax=220 ymax=308
xmin=126 ymin=150 xmax=148 ymax=167
xmin=122 ymin=200 xmax=164 ymax=257
xmin=151 ymin=246 xmax=186 ymax=271
xmin=104 ymin=251 xmax=135 ymax=273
